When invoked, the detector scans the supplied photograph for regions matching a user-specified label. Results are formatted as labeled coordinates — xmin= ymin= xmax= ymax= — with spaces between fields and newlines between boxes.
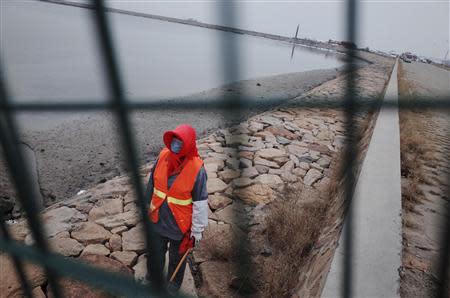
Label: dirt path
xmin=398 ymin=61 xmax=450 ymax=297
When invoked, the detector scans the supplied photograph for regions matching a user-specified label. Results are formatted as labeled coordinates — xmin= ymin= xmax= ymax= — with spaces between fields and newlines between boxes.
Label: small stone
xmin=111 ymin=251 xmax=138 ymax=267
xmin=208 ymin=195 xmax=233 ymax=211
xmin=265 ymin=126 xmax=297 ymax=139
xmin=276 ymin=136 xmax=291 ymax=145
xmin=32 ymin=287 xmax=46 ymax=298
xmin=254 ymin=157 xmax=280 ymax=169
xmin=233 ymin=184 xmax=275 ymax=205
xmin=241 ymin=167 xmax=259 ymax=178
xmin=286 ymin=144 xmax=308 ymax=158
xmin=122 ymin=224 xmax=145 ymax=253
xmin=255 ymin=165 xmax=269 ymax=174
xmin=204 ymin=158 xmax=225 ymax=172
xmin=71 ymin=222 xmax=112 ymax=245
xmin=304 ymin=169 xmax=323 ymax=186
xmin=218 ymin=169 xmax=241 ymax=182
xmin=88 ymin=198 xmax=124 ymax=221
xmin=49 ymin=236 xmax=84 ymax=257
xmin=207 ymin=178 xmax=228 ymax=194
xmin=281 ymin=172 xmax=298 ymax=183
xmin=226 ymin=158 xmax=240 ymax=170
xmin=290 ymin=154 xmax=300 ymax=167
xmin=110 ymin=234 xmax=122 ymax=251
xmin=95 ymin=210 xmax=140 ymax=229
xmin=259 ymin=115 xmax=283 ymax=126
xmin=232 ymin=178 xmax=254 ymax=188
xmin=280 ymin=160 xmax=295 ymax=173
xmin=293 ymin=168 xmax=307 ymax=177
xmin=239 ymin=158 xmax=253 ymax=168
xmin=133 ymin=255 xmax=148 ymax=282
xmin=124 ymin=202 xmax=139 ymax=213
xmin=299 ymin=162 xmax=310 ymax=170
xmin=317 ymin=156 xmax=331 ymax=168
xmin=111 ymin=226 xmax=128 ymax=234
xmin=257 ymin=148 xmax=287 ymax=160
xmin=81 ymin=244 xmax=110 ymax=256
xmin=254 ymin=174 xmax=283 ymax=188
xmin=43 ymin=206 xmax=87 ymax=237
xmin=225 ymin=134 xmax=249 ymax=146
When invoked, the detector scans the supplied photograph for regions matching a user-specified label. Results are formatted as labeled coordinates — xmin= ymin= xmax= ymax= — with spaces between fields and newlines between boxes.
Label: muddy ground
xmin=398 ymin=61 xmax=450 ymax=297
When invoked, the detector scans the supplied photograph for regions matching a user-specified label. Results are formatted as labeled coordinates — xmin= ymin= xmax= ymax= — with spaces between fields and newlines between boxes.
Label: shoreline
xmin=0 ymin=68 xmax=343 ymax=218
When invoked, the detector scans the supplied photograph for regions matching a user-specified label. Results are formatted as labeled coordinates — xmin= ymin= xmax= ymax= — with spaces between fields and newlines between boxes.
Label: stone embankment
xmin=2 ymin=52 xmax=394 ymax=297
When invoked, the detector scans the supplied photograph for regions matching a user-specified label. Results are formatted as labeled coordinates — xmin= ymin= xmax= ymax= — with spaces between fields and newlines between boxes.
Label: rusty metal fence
xmin=0 ymin=0 xmax=449 ymax=297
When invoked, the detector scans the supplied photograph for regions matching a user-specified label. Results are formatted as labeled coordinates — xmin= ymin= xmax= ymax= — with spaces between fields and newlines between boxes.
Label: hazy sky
xmin=105 ymin=0 xmax=449 ymax=59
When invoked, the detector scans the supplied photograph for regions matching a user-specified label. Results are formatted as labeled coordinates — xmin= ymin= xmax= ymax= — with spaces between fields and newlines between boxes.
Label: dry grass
xmin=259 ymin=186 xmax=328 ymax=297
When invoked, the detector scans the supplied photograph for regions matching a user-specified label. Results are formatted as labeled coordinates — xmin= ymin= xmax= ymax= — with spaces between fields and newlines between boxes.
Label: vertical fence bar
xmin=0 ymin=219 xmax=33 ymax=298
xmin=217 ymin=1 xmax=253 ymax=294
xmin=89 ymin=0 xmax=165 ymax=294
xmin=0 ymin=62 xmax=63 ymax=298
xmin=342 ymin=0 xmax=358 ymax=297
xmin=437 ymin=159 xmax=450 ymax=297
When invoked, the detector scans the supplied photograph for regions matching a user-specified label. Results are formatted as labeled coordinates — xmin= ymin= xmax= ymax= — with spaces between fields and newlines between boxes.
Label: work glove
xmin=179 ymin=232 xmax=194 ymax=255
xmin=190 ymin=231 xmax=202 ymax=246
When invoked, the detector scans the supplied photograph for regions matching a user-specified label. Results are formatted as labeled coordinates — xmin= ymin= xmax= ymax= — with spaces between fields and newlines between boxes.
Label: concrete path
xmin=322 ymin=60 xmax=402 ymax=298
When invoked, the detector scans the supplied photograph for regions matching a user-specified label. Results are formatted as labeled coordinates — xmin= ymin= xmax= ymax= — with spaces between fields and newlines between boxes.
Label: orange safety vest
xmin=149 ymin=148 xmax=203 ymax=234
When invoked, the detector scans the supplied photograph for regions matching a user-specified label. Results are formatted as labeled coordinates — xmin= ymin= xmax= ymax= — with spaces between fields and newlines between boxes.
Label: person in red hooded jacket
xmin=146 ymin=124 xmax=208 ymax=294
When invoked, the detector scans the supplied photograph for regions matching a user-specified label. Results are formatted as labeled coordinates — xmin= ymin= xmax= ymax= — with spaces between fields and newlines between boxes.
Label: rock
xmin=43 ymin=206 xmax=87 ymax=237
xmin=239 ymin=158 xmax=253 ymax=169
xmin=254 ymin=174 xmax=283 ymax=189
xmin=317 ymin=156 xmax=331 ymax=168
xmin=0 ymin=255 xmax=46 ymax=298
xmin=81 ymin=244 xmax=110 ymax=256
xmin=310 ymin=163 xmax=324 ymax=172
xmin=32 ymin=287 xmax=46 ymax=298
xmin=233 ymin=184 xmax=275 ymax=205
xmin=293 ymin=168 xmax=307 ymax=177
xmin=122 ymin=224 xmax=145 ymax=253
xmin=281 ymin=172 xmax=298 ymax=183
xmin=286 ymin=144 xmax=308 ymax=158
xmin=109 ymin=234 xmax=122 ymax=251
xmin=316 ymin=130 xmax=334 ymax=141
xmin=71 ymin=222 xmax=112 ymax=245
xmin=218 ymin=169 xmax=240 ymax=182
xmin=254 ymin=157 xmax=280 ymax=169
xmin=133 ymin=255 xmax=148 ymax=282
xmin=290 ymin=154 xmax=300 ymax=167
xmin=111 ymin=226 xmax=128 ymax=234
xmin=225 ymin=158 xmax=240 ymax=170
xmin=123 ymin=191 xmax=136 ymax=205
xmin=8 ymin=221 xmax=30 ymax=242
xmin=88 ymin=199 xmax=123 ymax=221
xmin=241 ymin=167 xmax=259 ymax=178
xmin=259 ymin=115 xmax=283 ymax=126
xmin=204 ymin=158 xmax=225 ymax=172
xmin=208 ymin=195 xmax=233 ymax=211
xmin=281 ymin=160 xmax=295 ymax=173
xmin=124 ymin=202 xmax=138 ymax=213
xmin=224 ymin=134 xmax=249 ymax=146
xmin=49 ymin=255 xmax=132 ymax=298
xmin=110 ymin=251 xmax=138 ymax=267
xmin=304 ymin=169 xmax=323 ymax=186
xmin=95 ymin=210 xmax=140 ymax=229
xmin=232 ymin=178 xmax=254 ymax=188
xmin=238 ymin=151 xmax=254 ymax=160
xmin=198 ymin=261 xmax=237 ymax=298
xmin=276 ymin=136 xmax=291 ymax=145
xmin=207 ymin=178 xmax=228 ymax=194
xmin=209 ymin=144 xmax=224 ymax=153
xmin=265 ymin=126 xmax=297 ymax=139
xmin=255 ymin=131 xmax=277 ymax=143
xmin=314 ymin=177 xmax=331 ymax=192
xmin=255 ymin=165 xmax=269 ymax=174
xmin=49 ymin=235 xmax=84 ymax=256
xmin=257 ymin=148 xmax=287 ymax=160
xmin=299 ymin=162 xmax=310 ymax=170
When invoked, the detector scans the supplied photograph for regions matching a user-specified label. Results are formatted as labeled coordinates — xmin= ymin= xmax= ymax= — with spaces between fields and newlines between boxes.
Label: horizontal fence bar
xmin=0 ymin=237 xmax=183 ymax=297
xmin=1 ymin=97 xmax=450 ymax=112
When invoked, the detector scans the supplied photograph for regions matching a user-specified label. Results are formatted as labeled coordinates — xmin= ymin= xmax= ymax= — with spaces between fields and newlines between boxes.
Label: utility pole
xmin=291 ymin=24 xmax=299 ymax=60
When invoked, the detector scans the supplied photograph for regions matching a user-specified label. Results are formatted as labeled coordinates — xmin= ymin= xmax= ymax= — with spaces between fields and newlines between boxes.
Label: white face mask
xmin=170 ymin=138 xmax=183 ymax=153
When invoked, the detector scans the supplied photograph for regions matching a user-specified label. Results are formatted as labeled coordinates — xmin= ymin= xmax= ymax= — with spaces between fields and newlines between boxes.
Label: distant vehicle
xmin=402 ymin=57 xmax=412 ymax=63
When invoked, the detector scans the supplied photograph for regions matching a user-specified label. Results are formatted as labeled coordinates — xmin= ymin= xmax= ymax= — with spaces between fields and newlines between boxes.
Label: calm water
xmin=0 ymin=0 xmax=345 ymax=104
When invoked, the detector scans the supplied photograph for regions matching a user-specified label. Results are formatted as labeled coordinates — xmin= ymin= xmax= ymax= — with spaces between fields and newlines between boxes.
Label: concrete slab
xmin=322 ymin=60 xmax=402 ymax=298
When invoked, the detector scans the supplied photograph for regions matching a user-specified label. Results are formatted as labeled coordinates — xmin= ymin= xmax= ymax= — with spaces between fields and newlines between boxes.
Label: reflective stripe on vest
xmin=153 ymin=187 xmax=193 ymax=206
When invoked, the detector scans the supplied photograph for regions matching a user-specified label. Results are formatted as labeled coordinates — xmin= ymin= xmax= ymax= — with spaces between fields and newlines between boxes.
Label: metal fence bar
xmin=3 ymin=97 xmax=450 ymax=112
xmin=0 ymin=236 xmax=158 ymax=297
xmin=89 ymin=0 xmax=165 ymax=294
xmin=0 ymin=220 xmax=33 ymax=298
xmin=0 ymin=62 xmax=63 ymax=298
xmin=342 ymin=0 xmax=359 ymax=297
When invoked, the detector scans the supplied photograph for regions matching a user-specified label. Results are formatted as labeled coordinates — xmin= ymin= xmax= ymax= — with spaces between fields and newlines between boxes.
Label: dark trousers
xmin=149 ymin=231 xmax=187 ymax=291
